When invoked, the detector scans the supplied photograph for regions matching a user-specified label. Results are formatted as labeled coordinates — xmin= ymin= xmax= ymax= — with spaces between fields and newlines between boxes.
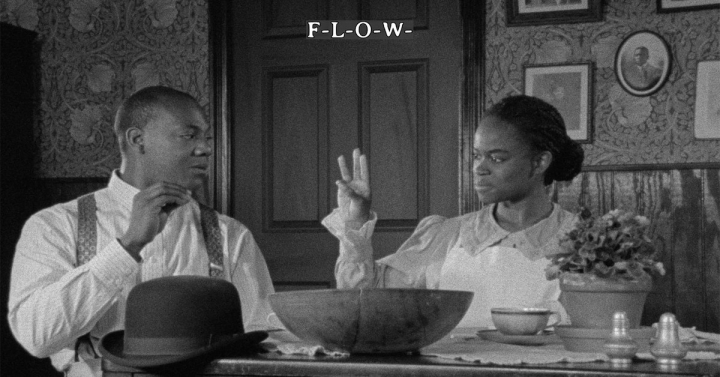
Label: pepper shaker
xmin=650 ymin=313 xmax=687 ymax=365
xmin=603 ymin=311 xmax=638 ymax=364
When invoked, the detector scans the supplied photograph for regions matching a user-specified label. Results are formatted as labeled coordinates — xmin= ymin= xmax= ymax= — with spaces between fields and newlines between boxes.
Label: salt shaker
xmin=603 ymin=311 xmax=638 ymax=364
xmin=650 ymin=312 xmax=687 ymax=365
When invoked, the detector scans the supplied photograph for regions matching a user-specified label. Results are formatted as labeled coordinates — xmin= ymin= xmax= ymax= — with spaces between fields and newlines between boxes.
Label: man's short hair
xmin=113 ymin=86 xmax=202 ymax=152
xmin=635 ymin=46 xmax=649 ymax=56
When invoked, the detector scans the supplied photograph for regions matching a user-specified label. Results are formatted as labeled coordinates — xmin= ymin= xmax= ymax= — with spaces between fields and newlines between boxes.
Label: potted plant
xmin=545 ymin=208 xmax=666 ymax=330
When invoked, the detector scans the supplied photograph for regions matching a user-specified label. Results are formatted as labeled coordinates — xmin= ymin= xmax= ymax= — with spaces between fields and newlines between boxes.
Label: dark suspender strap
xmin=199 ymin=203 xmax=224 ymax=277
xmin=75 ymin=193 xmax=99 ymax=361
xmin=73 ymin=196 xmax=224 ymax=359
xmin=76 ymin=194 xmax=98 ymax=266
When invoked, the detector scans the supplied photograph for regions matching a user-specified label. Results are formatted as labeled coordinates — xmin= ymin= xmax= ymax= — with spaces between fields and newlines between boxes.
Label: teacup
xmin=490 ymin=307 xmax=560 ymax=336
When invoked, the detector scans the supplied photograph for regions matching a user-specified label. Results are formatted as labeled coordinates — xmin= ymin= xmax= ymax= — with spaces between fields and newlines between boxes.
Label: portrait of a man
xmin=623 ymin=46 xmax=663 ymax=90
xmin=615 ymin=31 xmax=670 ymax=97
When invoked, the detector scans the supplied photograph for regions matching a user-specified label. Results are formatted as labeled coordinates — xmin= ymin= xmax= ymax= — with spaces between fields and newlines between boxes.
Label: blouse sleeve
xmin=323 ymin=209 xmax=460 ymax=289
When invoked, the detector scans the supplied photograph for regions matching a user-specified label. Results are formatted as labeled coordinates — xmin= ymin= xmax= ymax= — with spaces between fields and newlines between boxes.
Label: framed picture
xmin=694 ymin=60 xmax=720 ymax=140
xmin=505 ymin=0 xmax=603 ymax=27
xmin=524 ymin=63 xmax=593 ymax=143
xmin=615 ymin=31 xmax=671 ymax=97
xmin=657 ymin=0 xmax=720 ymax=13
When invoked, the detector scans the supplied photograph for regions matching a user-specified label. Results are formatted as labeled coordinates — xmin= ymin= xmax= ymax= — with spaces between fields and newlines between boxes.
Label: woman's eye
xmin=490 ymin=155 xmax=504 ymax=163
xmin=181 ymin=134 xmax=196 ymax=139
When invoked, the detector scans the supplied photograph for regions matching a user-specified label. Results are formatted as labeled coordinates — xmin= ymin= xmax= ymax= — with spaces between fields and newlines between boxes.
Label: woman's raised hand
xmin=336 ymin=148 xmax=371 ymax=227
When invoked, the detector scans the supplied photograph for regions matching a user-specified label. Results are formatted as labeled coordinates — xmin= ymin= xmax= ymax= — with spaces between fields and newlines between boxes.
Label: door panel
xmin=360 ymin=60 xmax=428 ymax=226
xmin=229 ymin=0 xmax=462 ymax=288
xmin=264 ymin=66 xmax=329 ymax=229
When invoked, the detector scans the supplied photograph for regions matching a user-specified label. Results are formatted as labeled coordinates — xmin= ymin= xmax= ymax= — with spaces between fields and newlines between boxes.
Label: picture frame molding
xmin=505 ymin=0 xmax=603 ymax=27
xmin=523 ymin=62 xmax=593 ymax=144
xmin=693 ymin=59 xmax=720 ymax=140
xmin=657 ymin=0 xmax=720 ymax=13
xmin=614 ymin=30 xmax=672 ymax=97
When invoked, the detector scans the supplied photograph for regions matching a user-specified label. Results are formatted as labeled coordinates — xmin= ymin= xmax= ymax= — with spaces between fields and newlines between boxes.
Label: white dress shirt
xmin=7 ymin=171 xmax=275 ymax=372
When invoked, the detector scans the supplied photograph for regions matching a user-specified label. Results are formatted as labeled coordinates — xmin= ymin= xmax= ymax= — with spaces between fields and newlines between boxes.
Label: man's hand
xmin=118 ymin=182 xmax=192 ymax=259
xmin=336 ymin=148 xmax=371 ymax=228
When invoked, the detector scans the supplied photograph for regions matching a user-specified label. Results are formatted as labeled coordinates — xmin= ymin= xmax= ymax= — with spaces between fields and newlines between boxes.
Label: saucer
xmin=477 ymin=329 xmax=562 ymax=346
xmin=555 ymin=325 xmax=655 ymax=352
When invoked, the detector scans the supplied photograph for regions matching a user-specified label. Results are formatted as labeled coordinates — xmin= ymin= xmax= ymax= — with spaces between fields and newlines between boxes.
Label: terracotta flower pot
xmin=559 ymin=273 xmax=652 ymax=329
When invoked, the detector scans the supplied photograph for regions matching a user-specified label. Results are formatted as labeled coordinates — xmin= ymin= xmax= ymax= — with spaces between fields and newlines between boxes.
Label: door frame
xmin=208 ymin=0 xmax=485 ymax=216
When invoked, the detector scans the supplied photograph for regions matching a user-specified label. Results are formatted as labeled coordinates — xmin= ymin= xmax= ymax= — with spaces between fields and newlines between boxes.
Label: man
xmin=7 ymin=86 xmax=275 ymax=376
xmin=625 ymin=46 xmax=662 ymax=90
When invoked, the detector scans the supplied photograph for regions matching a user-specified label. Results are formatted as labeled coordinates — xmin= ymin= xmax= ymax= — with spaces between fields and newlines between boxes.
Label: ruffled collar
xmin=457 ymin=203 xmax=576 ymax=260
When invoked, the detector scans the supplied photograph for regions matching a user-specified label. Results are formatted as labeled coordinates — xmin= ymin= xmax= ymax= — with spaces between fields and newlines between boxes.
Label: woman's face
xmin=473 ymin=116 xmax=545 ymax=204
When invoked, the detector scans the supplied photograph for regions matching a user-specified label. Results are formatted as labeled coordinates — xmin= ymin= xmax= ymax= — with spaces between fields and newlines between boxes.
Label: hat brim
xmin=99 ymin=330 xmax=268 ymax=368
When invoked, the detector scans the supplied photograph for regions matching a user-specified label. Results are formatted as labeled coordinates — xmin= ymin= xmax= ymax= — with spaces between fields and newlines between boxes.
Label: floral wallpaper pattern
xmin=2 ymin=1 xmax=718 ymax=175
xmin=486 ymin=0 xmax=720 ymax=167
xmin=1 ymin=0 xmax=209 ymax=177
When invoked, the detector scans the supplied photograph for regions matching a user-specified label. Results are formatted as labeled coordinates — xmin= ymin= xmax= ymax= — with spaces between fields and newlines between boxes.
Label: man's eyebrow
xmin=474 ymin=148 xmax=510 ymax=154
xmin=180 ymin=124 xmax=209 ymax=132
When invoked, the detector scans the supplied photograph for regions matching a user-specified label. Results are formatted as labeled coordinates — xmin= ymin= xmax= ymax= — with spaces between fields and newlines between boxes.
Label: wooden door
xmin=224 ymin=0 xmax=466 ymax=289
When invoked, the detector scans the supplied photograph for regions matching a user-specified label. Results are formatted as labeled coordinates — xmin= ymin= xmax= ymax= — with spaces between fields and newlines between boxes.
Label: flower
xmin=69 ymin=0 xmax=101 ymax=32
xmin=545 ymin=207 xmax=665 ymax=281
xmin=87 ymin=64 xmax=114 ymax=92
xmin=70 ymin=105 xmax=102 ymax=145
xmin=144 ymin=0 xmax=178 ymax=28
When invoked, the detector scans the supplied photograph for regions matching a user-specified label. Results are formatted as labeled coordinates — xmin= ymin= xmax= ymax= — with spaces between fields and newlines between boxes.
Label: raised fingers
xmin=338 ymin=155 xmax=352 ymax=182
xmin=352 ymin=148 xmax=361 ymax=181
xmin=359 ymin=153 xmax=369 ymax=185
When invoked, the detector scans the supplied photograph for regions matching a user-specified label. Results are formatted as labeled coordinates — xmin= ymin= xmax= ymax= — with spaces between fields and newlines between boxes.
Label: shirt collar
xmin=459 ymin=202 xmax=573 ymax=259
xmin=108 ymin=169 xmax=140 ymax=211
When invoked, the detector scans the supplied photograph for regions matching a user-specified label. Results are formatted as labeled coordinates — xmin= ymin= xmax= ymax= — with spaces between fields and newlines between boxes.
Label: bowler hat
xmin=99 ymin=275 xmax=268 ymax=368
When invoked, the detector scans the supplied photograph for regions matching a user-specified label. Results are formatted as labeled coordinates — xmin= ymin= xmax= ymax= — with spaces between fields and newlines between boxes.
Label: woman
xmin=322 ymin=95 xmax=584 ymax=328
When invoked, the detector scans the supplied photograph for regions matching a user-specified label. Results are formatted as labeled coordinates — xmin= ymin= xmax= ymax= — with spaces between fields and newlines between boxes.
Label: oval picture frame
xmin=615 ymin=30 xmax=671 ymax=97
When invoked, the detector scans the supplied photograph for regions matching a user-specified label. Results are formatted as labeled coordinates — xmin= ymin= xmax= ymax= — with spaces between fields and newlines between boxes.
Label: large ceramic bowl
xmin=269 ymin=288 xmax=473 ymax=353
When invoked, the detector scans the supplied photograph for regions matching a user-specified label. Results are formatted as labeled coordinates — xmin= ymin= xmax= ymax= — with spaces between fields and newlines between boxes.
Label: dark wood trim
xmin=35 ymin=177 xmax=109 ymax=183
xmin=208 ymin=0 xmax=233 ymax=215
xmin=459 ymin=0 xmax=485 ymax=215
xmin=582 ymin=162 xmax=720 ymax=172
xmin=505 ymin=0 xmax=604 ymax=27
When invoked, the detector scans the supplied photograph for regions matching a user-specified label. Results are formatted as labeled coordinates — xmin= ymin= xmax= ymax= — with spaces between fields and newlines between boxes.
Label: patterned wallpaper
xmin=1 ymin=0 xmax=209 ymax=177
xmin=2 ymin=1 xmax=718 ymax=175
xmin=486 ymin=0 xmax=720 ymax=167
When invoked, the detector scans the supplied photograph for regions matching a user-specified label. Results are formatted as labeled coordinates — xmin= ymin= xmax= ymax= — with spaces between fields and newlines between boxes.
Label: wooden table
xmin=103 ymin=350 xmax=720 ymax=377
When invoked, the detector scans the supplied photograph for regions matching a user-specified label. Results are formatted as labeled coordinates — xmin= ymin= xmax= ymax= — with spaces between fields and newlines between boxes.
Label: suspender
xmin=76 ymin=195 xmax=97 ymax=267
xmin=75 ymin=193 xmax=224 ymax=275
xmin=74 ymin=193 xmax=224 ymax=361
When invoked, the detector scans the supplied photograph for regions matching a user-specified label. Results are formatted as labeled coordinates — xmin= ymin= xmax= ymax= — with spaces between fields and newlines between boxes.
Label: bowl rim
xmin=490 ymin=307 xmax=552 ymax=315
xmin=269 ymin=288 xmax=475 ymax=298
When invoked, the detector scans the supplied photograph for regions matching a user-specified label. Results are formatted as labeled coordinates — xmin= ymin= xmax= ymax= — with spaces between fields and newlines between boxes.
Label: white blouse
xmin=322 ymin=203 xmax=577 ymax=328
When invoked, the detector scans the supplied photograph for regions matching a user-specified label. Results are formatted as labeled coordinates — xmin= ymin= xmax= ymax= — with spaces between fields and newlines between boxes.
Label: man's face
xmin=633 ymin=48 xmax=648 ymax=66
xmin=140 ymin=101 xmax=213 ymax=191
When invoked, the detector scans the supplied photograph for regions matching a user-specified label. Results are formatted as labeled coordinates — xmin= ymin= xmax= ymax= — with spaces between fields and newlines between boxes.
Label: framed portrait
xmin=694 ymin=60 xmax=720 ymax=140
xmin=505 ymin=0 xmax=603 ymax=27
xmin=657 ymin=0 xmax=720 ymax=13
xmin=615 ymin=31 xmax=671 ymax=97
xmin=524 ymin=63 xmax=593 ymax=143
